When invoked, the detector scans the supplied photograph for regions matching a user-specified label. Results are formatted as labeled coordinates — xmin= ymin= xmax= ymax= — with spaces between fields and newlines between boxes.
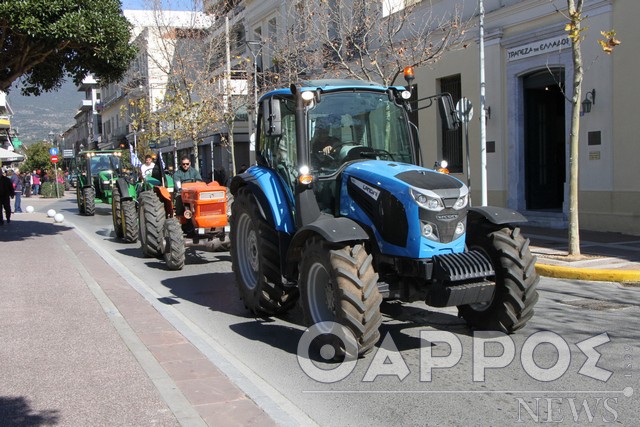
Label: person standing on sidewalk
xmin=8 ymin=169 xmax=22 ymax=213
xmin=32 ymin=171 xmax=41 ymax=196
xmin=0 ymin=169 xmax=15 ymax=224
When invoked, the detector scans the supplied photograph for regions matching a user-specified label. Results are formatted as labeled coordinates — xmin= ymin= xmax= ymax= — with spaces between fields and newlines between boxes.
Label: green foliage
xmin=21 ymin=141 xmax=53 ymax=174
xmin=0 ymin=0 xmax=137 ymax=95
xmin=40 ymin=181 xmax=64 ymax=198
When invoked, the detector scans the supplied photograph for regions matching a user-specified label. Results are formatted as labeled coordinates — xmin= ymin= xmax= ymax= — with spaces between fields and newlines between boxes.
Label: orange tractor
xmin=138 ymin=169 xmax=229 ymax=270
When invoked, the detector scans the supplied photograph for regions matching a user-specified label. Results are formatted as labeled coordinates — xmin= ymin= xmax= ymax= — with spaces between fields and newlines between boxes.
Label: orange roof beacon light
xmin=403 ymin=66 xmax=415 ymax=85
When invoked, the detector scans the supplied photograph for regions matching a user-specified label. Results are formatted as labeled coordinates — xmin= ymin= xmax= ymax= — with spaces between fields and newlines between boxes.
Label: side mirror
xmin=262 ymin=97 xmax=282 ymax=136
xmin=438 ymin=94 xmax=460 ymax=131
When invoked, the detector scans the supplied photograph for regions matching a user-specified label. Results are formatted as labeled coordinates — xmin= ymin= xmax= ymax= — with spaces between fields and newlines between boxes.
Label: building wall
xmin=411 ymin=0 xmax=638 ymax=234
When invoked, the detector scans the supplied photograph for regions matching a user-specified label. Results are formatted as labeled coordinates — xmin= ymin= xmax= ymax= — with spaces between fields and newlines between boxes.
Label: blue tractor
xmin=229 ymin=80 xmax=539 ymax=356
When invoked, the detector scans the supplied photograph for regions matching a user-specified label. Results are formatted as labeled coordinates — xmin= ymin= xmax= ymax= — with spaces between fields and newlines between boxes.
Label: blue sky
xmin=121 ymin=0 xmax=197 ymax=11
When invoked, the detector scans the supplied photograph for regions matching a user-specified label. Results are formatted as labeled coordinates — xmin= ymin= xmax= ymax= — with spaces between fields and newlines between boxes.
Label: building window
xmin=439 ymin=74 xmax=462 ymax=173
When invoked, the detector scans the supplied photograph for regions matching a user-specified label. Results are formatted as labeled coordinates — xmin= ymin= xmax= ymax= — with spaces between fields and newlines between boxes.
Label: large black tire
xmin=122 ymin=199 xmax=139 ymax=243
xmin=83 ymin=187 xmax=95 ymax=216
xmin=112 ymin=190 xmax=124 ymax=238
xmin=299 ymin=237 xmax=382 ymax=356
xmin=163 ymin=218 xmax=185 ymax=270
xmin=230 ymin=186 xmax=298 ymax=314
xmin=76 ymin=186 xmax=85 ymax=214
xmin=138 ymin=191 xmax=165 ymax=258
xmin=458 ymin=225 xmax=539 ymax=333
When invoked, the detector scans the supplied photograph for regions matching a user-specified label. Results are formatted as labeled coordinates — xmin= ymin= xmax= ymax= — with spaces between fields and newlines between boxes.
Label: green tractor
xmin=74 ymin=150 xmax=135 ymax=220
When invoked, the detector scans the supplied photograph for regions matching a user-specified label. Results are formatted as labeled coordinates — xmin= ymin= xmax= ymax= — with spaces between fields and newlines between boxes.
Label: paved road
xmin=14 ymin=194 xmax=640 ymax=426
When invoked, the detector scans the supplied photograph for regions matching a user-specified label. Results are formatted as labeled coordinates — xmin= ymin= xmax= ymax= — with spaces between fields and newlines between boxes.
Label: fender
xmin=468 ymin=206 xmax=528 ymax=225
xmin=115 ymin=178 xmax=133 ymax=201
xmin=286 ymin=215 xmax=369 ymax=265
xmin=153 ymin=185 xmax=174 ymax=215
xmin=230 ymin=168 xmax=296 ymax=234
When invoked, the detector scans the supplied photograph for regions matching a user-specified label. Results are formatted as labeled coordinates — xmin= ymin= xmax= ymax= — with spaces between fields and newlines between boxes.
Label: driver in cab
xmin=311 ymin=116 xmax=342 ymax=163
xmin=173 ymin=156 xmax=202 ymax=184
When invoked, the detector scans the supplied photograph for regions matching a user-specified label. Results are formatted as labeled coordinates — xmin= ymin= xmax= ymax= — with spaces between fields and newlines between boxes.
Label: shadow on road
xmin=0 ymin=219 xmax=72 ymax=242
xmin=0 ymin=396 xmax=59 ymax=426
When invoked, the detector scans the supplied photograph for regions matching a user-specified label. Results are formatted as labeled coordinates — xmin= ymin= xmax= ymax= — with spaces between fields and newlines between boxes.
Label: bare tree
xmin=267 ymin=0 xmax=467 ymax=87
xmin=561 ymin=0 xmax=620 ymax=256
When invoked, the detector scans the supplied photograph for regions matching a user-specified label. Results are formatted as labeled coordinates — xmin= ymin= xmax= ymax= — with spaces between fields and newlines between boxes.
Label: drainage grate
xmin=560 ymin=298 xmax=632 ymax=311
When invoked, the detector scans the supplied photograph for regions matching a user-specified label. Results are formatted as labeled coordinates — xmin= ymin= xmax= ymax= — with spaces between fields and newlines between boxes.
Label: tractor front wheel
xmin=139 ymin=191 xmax=165 ymax=258
xmin=299 ymin=237 xmax=382 ymax=357
xmin=458 ymin=225 xmax=539 ymax=333
xmin=230 ymin=186 xmax=298 ymax=315
xmin=163 ymin=218 xmax=185 ymax=270
xmin=76 ymin=186 xmax=85 ymax=214
xmin=83 ymin=187 xmax=95 ymax=216
xmin=112 ymin=190 xmax=123 ymax=238
xmin=122 ymin=198 xmax=139 ymax=243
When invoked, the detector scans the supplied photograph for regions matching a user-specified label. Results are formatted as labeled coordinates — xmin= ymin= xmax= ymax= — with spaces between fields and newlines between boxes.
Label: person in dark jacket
xmin=172 ymin=156 xmax=202 ymax=218
xmin=0 ymin=169 xmax=15 ymax=224
xmin=172 ymin=156 xmax=202 ymax=184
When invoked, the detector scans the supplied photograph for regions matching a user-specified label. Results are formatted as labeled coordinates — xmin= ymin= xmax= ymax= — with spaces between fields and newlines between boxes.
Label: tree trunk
xmin=568 ymin=0 xmax=583 ymax=256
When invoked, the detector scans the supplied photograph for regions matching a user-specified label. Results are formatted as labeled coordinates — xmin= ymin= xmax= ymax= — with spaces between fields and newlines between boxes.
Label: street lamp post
xmin=245 ymin=41 xmax=263 ymax=138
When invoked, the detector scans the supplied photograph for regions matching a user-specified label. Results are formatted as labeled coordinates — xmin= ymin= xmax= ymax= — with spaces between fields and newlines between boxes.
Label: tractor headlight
xmin=454 ymin=221 xmax=465 ymax=236
xmin=420 ymin=221 xmax=439 ymax=241
xmin=411 ymin=189 xmax=443 ymax=211
xmin=103 ymin=180 xmax=111 ymax=185
xmin=453 ymin=194 xmax=468 ymax=210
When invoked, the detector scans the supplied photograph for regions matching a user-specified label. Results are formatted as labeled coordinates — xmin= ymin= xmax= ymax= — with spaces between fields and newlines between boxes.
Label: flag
xmin=157 ymin=151 xmax=166 ymax=170
xmin=129 ymin=144 xmax=142 ymax=168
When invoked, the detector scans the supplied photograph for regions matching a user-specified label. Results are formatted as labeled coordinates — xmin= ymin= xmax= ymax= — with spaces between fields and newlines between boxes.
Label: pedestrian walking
xmin=8 ymin=169 xmax=22 ymax=213
xmin=32 ymin=171 xmax=41 ymax=195
xmin=0 ymin=168 xmax=15 ymax=224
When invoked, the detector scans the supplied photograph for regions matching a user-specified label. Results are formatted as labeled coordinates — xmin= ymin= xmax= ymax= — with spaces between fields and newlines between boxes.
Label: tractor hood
xmin=342 ymin=160 xmax=467 ymax=199
xmin=338 ymin=160 xmax=469 ymax=257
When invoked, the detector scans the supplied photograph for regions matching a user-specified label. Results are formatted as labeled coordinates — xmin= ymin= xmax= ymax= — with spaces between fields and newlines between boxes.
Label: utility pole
xmin=225 ymin=16 xmax=237 ymax=177
xmin=479 ymin=0 xmax=488 ymax=206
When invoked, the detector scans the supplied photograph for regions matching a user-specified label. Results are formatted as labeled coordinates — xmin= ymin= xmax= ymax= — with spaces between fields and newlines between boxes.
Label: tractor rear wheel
xmin=458 ymin=225 xmax=539 ymax=333
xmin=230 ymin=186 xmax=298 ymax=315
xmin=122 ymin=199 xmax=139 ymax=243
xmin=83 ymin=187 xmax=95 ymax=216
xmin=163 ymin=218 xmax=185 ymax=270
xmin=138 ymin=191 xmax=165 ymax=258
xmin=112 ymin=190 xmax=123 ymax=238
xmin=299 ymin=237 xmax=382 ymax=357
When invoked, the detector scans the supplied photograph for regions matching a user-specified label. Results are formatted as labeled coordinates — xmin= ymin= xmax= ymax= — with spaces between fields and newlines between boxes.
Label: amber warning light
xmin=403 ymin=66 xmax=415 ymax=84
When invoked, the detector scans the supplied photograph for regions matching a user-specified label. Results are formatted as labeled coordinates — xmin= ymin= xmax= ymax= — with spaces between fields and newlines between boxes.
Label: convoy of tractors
xmin=73 ymin=78 xmax=539 ymax=358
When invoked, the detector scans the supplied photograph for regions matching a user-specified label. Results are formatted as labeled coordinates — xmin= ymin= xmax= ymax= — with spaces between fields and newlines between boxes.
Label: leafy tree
xmin=20 ymin=141 xmax=53 ymax=174
xmin=0 ymin=0 xmax=137 ymax=95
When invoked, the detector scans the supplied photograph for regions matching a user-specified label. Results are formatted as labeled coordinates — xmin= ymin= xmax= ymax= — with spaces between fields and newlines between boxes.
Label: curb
xmin=535 ymin=263 xmax=640 ymax=283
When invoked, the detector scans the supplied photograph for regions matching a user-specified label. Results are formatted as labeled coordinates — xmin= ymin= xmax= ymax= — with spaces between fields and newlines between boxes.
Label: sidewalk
xmin=0 ymin=195 xmax=277 ymax=427
xmin=522 ymin=225 xmax=640 ymax=283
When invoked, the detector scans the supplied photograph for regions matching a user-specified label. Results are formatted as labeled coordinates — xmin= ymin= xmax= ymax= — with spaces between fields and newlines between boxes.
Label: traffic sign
xmin=50 ymin=155 xmax=59 ymax=163
xmin=455 ymin=97 xmax=473 ymax=123
xmin=49 ymin=147 xmax=59 ymax=156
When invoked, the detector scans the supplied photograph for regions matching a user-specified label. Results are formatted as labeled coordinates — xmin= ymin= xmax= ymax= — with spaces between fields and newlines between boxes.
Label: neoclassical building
xmin=409 ymin=0 xmax=638 ymax=235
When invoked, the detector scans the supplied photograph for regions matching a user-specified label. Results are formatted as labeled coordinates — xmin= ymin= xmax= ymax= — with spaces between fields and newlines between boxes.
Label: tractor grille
xmin=432 ymin=250 xmax=494 ymax=282
xmin=199 ymin=204 xmax=225 ymax=216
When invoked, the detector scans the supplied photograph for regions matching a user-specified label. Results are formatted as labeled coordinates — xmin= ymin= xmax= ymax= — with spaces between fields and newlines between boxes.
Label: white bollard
xmin=47 ymin=209 xmax=56 ymax=217
xmin=26 ymin=206 xmax=34 ymax=213
xmin=54 ymin=213 xmax=64 ymax=223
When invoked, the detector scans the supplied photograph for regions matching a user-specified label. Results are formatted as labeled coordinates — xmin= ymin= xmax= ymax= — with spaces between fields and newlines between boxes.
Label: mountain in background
xmin=8 ymin=79 xmax=80 ymax=145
